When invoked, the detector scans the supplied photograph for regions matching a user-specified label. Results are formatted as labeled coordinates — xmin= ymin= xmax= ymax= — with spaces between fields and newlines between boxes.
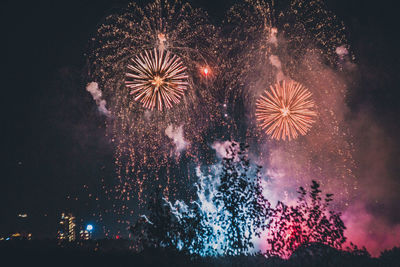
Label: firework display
xmin=87 ymin=0 xmax=221 ymax=228
xmin=224 ymin=0 xmax=356 ymax=205
xmin=126 ymin=48 xmax=189 ymax=111
xmin=224 ymin=0 xmax=350 ymax=105
xmin=86 ymin=0 xmax=357 ymax=236
xmin=256 ymin=81 xmax=317 ymax=141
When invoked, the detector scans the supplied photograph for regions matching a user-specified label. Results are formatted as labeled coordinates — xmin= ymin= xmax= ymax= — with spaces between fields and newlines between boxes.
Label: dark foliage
xmin=379 ymin=246 xmax=400 ymax=267
xmin=128 ymin=145 xmax=389 ymax=263
xmin=2 ymin=240 xmax=400 ymax=266
xmin=130 ymin=189 xmax=180 ymax=250
xmin=131 ymin=142 xmax=272 ymax=256
xmin=213 ymin=142 xmax=271 ymax=255
xmin=266 ymin=180 xmax=346 ymax=258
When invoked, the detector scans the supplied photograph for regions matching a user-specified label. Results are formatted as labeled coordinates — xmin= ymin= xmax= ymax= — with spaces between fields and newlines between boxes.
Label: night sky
xmin=2 ymin=0 xmax=400 ymax=243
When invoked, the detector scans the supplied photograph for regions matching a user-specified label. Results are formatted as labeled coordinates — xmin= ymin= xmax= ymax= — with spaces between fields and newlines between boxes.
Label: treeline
xmin=131 ymin=143 xmax=348 ymax=257
xmin=1 ymin=234 xmax=399 ymax=266
xmin=2 ymin=143 xmax=399 ymax=266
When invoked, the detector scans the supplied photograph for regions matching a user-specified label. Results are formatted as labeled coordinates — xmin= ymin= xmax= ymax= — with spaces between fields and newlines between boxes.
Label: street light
xmin=86 ymin=224 xmax=93 ymax=231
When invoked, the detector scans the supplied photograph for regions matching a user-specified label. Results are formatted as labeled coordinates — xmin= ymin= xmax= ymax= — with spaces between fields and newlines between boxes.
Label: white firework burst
xmin=125 ymin=48 xmax=189 ymax=111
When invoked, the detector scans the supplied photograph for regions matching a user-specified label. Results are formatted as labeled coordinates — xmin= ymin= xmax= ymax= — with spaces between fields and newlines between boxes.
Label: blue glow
xmin=86 ymin=224 xmax=94 ymax=231
xmin=166 ymin=162 xmax=265 ymax=256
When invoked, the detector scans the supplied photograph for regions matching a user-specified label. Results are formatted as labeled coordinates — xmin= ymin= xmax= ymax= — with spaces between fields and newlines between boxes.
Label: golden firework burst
xmin=256 ymin=80 xmax=317 ymax=140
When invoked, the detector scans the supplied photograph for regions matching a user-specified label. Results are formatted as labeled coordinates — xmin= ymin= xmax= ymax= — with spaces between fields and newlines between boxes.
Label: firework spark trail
xmin=87 ymin=0 xmax=221 ymax=228
xmin=224 ymin=0 xmax=350 ymax=107
xmin=126 ymin=48 xmax=189 ymax=111
xmin=87 ymin=0 xmax=358 ymax=239
xmin=224 ymin=0 xmax=357 ymax=210
xmin=256 ymin=81 xmax=317 ymax=141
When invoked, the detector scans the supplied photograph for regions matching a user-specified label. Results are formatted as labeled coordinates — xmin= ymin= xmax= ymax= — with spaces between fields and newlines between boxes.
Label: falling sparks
xmin=86 ymin=0 xmax=358 ymax=236
xmin=126 ymin=48 xmax=189 ymax=111
xmin=88 ymin=0 xmax=220 ymax=225
xmin=256 ymin=80 xmax=317 ymax=141
xmin=224 ymin=0 xmax=357 ymax=208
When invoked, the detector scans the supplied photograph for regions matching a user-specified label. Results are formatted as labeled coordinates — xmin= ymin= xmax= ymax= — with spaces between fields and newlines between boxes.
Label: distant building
xmin=79 ymin=230 xmax=90 ymax=240
xmin=8 ymin=232 xmax=32 ymax=240
xmin=57 ymin=213 xmax=76 ymax=241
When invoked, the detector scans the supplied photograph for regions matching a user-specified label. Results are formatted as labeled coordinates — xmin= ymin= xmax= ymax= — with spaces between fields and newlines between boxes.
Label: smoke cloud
xmin=342 ymin=106 xmax=400 ymax=256
xmin=211 ymin=140 xmax=242 ymax=161
xmin=268 ymin=28 xmax=278 ymax=46
xmin=343 ymin=202 xmax=400 ymax=256
xmin=269 ymin=55 xmax=285 ymax=82
xmin=335 ymin=45 xmax=349 ymax=57
xmin=212 ymin=140 xmax=234 ymax=159
xmin=86 ymin=82 xmax=111 ymax=117
xmin=247 ymin=37 xmax=399 ymax=255
xmin=165 ymin=124 xmax=188 ymax=155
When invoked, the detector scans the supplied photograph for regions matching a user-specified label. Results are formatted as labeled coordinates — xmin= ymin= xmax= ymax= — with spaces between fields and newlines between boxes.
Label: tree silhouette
xmin=130 ymin=189 xmax=179 ymax=250
xmin=266 ymin=180 xmax=346 ymax=258
xmin=214 ymin=142 xmax=271 ymax=255
xmin=131 ymin=146 xmax=348 ymax=259
xmin=132 ymin=142 xmax=272 ymax=256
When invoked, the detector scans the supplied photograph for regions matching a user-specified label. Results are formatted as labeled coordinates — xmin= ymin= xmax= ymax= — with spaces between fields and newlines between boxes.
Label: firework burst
xmin=126 ymin=48 xmax=189 ymax=111
xmin=86 ymin=0 xmax=357 ymax=233
xmin=87 ymin=0 xmax=220 ymax=221
xmin=225 ymin=0 xmax=357 ymax=207
xmin=256 ymin=80 xmax=317 ymax=141
xmin=224 ymin=0 xmax=350 ymax=105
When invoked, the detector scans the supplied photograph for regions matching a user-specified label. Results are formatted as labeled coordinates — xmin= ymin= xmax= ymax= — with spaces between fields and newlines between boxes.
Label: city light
xmin=58 ymin=213 xmax=76 ymax=242
xmin=86 ymin=224 xmax=94 ymax=231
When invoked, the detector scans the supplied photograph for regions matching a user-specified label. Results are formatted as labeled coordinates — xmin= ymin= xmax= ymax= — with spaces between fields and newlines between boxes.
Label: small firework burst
xmin=126 ymin=48 xmax=189 ymax=111
xmin=256 ymin=80 xmax=317 ymax=141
